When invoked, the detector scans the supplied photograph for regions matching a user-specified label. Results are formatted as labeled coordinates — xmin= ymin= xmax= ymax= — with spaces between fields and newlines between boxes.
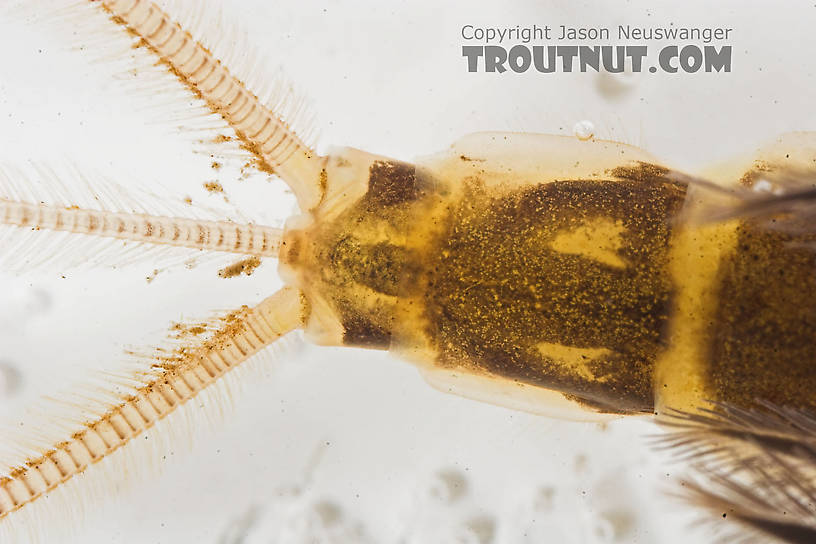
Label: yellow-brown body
xmin=7 ymin=1 xmax=816 ymax=536
xmin=280 ymin=132 xmax=816 ymax=418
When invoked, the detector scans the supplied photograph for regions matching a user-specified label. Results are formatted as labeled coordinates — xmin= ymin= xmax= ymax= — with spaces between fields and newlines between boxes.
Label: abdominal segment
xmin=421 ymin=168 xmax=687 ymax=414
xmin=706 ymin=204 xmax=816 ymax=411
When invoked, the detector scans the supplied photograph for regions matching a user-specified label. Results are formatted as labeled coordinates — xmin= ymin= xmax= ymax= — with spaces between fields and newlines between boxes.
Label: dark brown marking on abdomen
xmin=366 ymin=160 xmax=421 ymax=207
xmin=707 ymin=221 xmax=816 ymax=410
xmin=424 ymin=175 xmax=687 ymax=413
xmin=341 ymin=311 xmax=392 ymax=349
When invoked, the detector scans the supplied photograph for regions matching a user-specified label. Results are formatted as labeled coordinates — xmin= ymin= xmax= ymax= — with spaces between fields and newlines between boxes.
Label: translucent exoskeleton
xmin=281 ymin=132 xmax=816 ymax=417
xmin=0 ymin=1 xmax=815 ymax=542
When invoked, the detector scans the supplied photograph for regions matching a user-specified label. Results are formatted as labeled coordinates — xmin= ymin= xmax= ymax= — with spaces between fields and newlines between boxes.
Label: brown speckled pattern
xmin=424 ymin=175 xmax=687 ymax=413
xmin=708 ymin=220 xmax=816 ymax=410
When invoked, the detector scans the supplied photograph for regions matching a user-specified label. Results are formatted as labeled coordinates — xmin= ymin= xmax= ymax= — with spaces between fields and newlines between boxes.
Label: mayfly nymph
xmin=0 ymin=0 xmax=814 ymax=540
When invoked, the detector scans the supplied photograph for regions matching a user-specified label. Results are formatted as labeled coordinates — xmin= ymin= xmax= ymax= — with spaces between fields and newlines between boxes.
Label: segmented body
xmin=0 ymin=0 xmax=813 ymax=540
xmin=282 ymin=133 xmax=816 ymax=418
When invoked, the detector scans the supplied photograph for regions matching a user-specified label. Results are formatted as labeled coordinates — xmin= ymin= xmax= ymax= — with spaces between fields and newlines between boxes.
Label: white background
xmin=0 ymin=0 xmax=814 ymax=542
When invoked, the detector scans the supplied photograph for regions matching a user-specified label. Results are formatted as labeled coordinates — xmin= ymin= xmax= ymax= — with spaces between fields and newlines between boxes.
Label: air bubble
xmin=752 ymin=179 xmax=773 ymax=193
xmin=573 ymin=120 xmax=595 ymax=141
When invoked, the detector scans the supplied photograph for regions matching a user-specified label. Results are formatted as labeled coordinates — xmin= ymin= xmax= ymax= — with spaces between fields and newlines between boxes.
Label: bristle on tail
xmin=0 ymin=286 xmax=306 ymax=537
xmin=89 ymin=0 xmax=327 ymax=210
xmin=657 ymin=402 xmax=816 ymax=543
xmin=0 ymin=164 xmax=283 ymax=273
